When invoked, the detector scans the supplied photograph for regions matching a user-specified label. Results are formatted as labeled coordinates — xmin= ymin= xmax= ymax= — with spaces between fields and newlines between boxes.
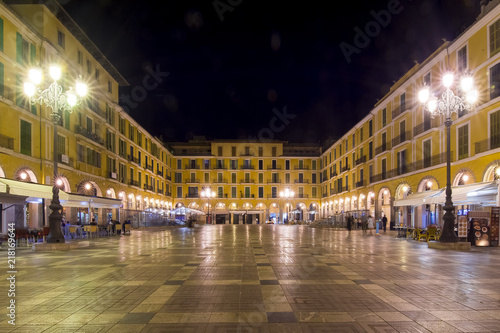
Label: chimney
xmin=481 ymin=0 xmax=489 ymax=15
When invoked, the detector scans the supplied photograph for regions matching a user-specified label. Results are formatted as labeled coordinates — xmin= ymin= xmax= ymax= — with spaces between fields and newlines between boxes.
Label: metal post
xmin=440 ymin=119 xmax=458 ymax=242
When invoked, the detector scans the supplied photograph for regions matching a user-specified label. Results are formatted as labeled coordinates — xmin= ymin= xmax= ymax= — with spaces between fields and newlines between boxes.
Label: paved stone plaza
xmin=2 ymin=225 xmax=500 ymax=333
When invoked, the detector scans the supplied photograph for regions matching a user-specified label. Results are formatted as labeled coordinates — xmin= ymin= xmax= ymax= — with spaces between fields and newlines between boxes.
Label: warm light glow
xmin=136 ymin=196 xmax=141 ymax=200
xmin=150 ymin=198 xmax=154 ymax=203
xmin=428 ymin=99 xmax=438 ymax=113
xmin=24 ymin=82 xmax=36 ymax=97
xmin=402 ymin=186 xmax=408 ymax=192
xmin=128 ymin=194 xmax=133 ymax=199
xmin=119 ymin=192 xmax=124 ymax=198
xmin=85 ymin=183 xmax=91 ymax=190
xmin=49 ymin=65 xmax=61 ymax=81
xmin=144 ymin=197 xmax=148 ymax=202
xmin=56 ymin=178 xmax=63 ymax=187
xmin=419 ymin=87 xmax=430 ymax=103
xmin=461 ymin=75 xmax=473 ymax=92
xmin=462 ymin=175 xmax=469 ymax=182
xmin=370 ymin=192 xmax=375 ymax=198
xmin=384 ymin=190 xmax=388 ymax=195
xmin=67 ymin=92 xmax=77 ymax=107
xmin=76 ymin=81 xmax=88 ymax=97
xmin=466 ymin=90 xmax=478 ymax=104
xmin=107 ymin=189 xmax=111 ymax=195
xmin=496 ymin=168 xmax=500 ymax=176
xmin=29 ymin=68 xmax=43 ymax=85
xmin=443 ymin=72 xmax=454 ymax=88
xmin=427 ymin=181 xmax=433 ymax=188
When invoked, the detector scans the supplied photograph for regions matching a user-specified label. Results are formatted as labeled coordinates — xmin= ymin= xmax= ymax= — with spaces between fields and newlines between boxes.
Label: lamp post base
xmin=46 ymin=186 xmax=66 ymax=244
xmin=440 ymin=205 xmax=458 ymax=243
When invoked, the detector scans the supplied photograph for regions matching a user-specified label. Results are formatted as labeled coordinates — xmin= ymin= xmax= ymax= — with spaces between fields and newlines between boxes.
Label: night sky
xmin=62 ymin=0 xmax=480 ymax=144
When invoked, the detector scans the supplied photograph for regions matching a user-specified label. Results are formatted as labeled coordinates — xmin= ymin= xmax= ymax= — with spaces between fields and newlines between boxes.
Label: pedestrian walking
xmin=367 ymin=215 xmax=374 ymax=235
xmin=382 ymin=215 xmax=388 ymax=232
xmin=347 ymin=216 xmax=351 ymax=231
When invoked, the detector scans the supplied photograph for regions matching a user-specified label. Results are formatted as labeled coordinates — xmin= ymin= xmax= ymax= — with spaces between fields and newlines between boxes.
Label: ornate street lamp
xmin=201 ymin=188 xmax=216 ymax=224
xmin=24 ymin=65 xmax=87 ymax=243
xmin=279 ymin=187 xmax=295 ymax=223
xmin=419 ymin=72 xmax=478 ymax=243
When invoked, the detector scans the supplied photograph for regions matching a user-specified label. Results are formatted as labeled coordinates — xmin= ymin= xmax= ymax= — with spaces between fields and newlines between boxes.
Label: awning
xmin=172 ymin=207 xmax=205 ymax=215
xmin=0 ymin=178 xmax=122 ymax=209
xmin=394 ymin=181 xmax=499 ymax=207
xmin=425 ymin=182 xmax=498 ymax=205
xmin=229 ymin=210 xmax=264 ymax=214
xmin=393 ymin=189 xmax=442 ymax=207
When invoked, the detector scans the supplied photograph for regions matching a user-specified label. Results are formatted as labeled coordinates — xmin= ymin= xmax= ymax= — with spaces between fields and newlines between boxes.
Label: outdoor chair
xmin=123 ymin=224 xmax=131 ymax=235
xmin=68 ymin=226 xmax=78 ymax=239
xmin=426 ymin=226 xmax=439 ymax=242
xmin=416 ymin=228 xmax=427 ymax=242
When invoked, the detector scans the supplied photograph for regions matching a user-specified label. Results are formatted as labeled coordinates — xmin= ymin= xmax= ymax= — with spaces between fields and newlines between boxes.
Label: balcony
xmin=74 ymin=125 xmax=104 ymax=146
xmin=294 ymin=179 xmax=309 ymax=184
xmin=157 ymin=188 xmax=164 ymax=195
xmin=185 ymin=179 xmax=200 ymax=184
xmin=294 ymin=166 xmax=309 ymax=170
xmin=240 ymin=164 xmax=254 ymax=170
xmin=239 ymin=194 xmax=255 ymax=199
xmin=267 ymin=166 xmax=282 ymax=170
xmin=413 ymin=120 xmax=435 ymax=137
xmin=184 ymin=164 xmax=200 ymax=169
xmin=128 ymin=155 xmax=140 ymax=165
xmin=355 ymin=179 xmax=365 ymax=188
xmin=214 ymin=163 xmax=226 ymax=169
xmin=156 ymin=170 xmax=164 ymax=177
xmin=143 ymin=184 xmax=155 ymax=192
xmin=214 ymin=178 xmax=228 ymax=184
xmin=267 ymin=195 xmax=278 ymax=199
xmin=392 ymin=131 xmax=412 ymax=147
xmin=374 ymin=142 xmax=391 ymax=155
xmin=0 ymin=134 xmax=14 ymax=150
xmin=297 ymin=194 xmax=309 ymax=199
xmin=330 ymin=171 xmax=338 ymax=179
xmin=241 ymin=152 xmax=254 ymax=156
xmin=240 ymin=179 xmax=255 ymax=183
xmin=185 ymin=194 xmax=200 ymax=198
xmin=340 ymin=165 xmax=350 ymax=173
xmin=166 ymin=175 xmax=172 ymax=181
xmin=145 ymin=163 xmax=154 ymax=172
xmin=322 ymin=192 xmax=328 ymax=198
xmin=355 ymin=156 xmax=366 ymax=166
xmin=108 ymin=170 xmax=117 ymax=180
xmin=86 ymin=98 xmax=106 ymax=119
xmin=267 ymin=179 xmax=281 ymax=184
xmin=475 ymin=136 xmax=500 ymax=155
xmin=128 ymin=180 xmax=140 ymax=187
xmin=341 ymin=186 xmax=349 ymax=192
xmin=330 ymin=188 xmax=338 ymax=195
xmin=0 ymin=84 xmax=14 ymax=103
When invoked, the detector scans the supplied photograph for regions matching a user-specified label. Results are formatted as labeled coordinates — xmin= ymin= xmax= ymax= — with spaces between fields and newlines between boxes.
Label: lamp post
xmin=279 ymin=187 xmax=294 ymax=223
xmin=419 ymin=72 xmax=477 ymax=243
xmin=24 ymin=65 xmax=87 ymax=243
xmin=201 ymin=188 xmax=216 ymax=224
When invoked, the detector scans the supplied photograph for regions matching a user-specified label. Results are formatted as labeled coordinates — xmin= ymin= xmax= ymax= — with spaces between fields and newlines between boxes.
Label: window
xmin=285 ymin=173 xmax=290 ymax=184
xmin=272 ymin=172 xmax=278 ymax=183
xmin=57 ymin=135 xmax=66 ymax=156
xmin=400 ymin=92 xmax=406 ymax=111
xmin=218 ymin=187 xmax=223 ymax=198
xmin=382 ymin=108 xmax=387 ymax=127
xmin=244 ymin=187 xmax=250 ymax=198
xmin=204 ymin=159 xmax=210 ymax=169
xmin=108 ymin=81 xmax=112 ymax=94
xmin=177 ymin=187 xmax=182 ymax=198
xmin=57 ymin=30 xmax=65 ymax=49
xmin=272 ymin=147 xmax=277 ymax=157
xmin=490 ymin=63 xmax=500 ymax=100
xmin=491 ymin=110 xmax=500 ymax=149
xmin=20 ymin=120 xmax=31 ymax=156
xmin=258 ymin=173 xmax=263 ymax=183
xmin=258 ymin=187 xmax=264 ymax=198
xmin=218 ymin=146 xmax=223 ymax=156
xmin=77 ymin=50 xmax=83 ymax=66
xmin=86 ymin=59 xmax=91 ymax=74
xmin=423 ymin=139 xmax=431 ymax=168
xmin=95 ymin=69 xmax=100 ymax=82
xmin=177 ymin=160 xmax=181 ymax=169
xmin=204 ymin=172 xmax=209 ymax=183
xmin=271 ymin=187 xmax=277 ymax=198
xmin=312 ymin=187 xmax=317 ymax=198
xmin=231 ymin=146 xmax=236 ymax=156
xmin=458 ymin=46 xmax=467 ymax=72
xmin=352 ymin=134 xmax=355 ymax=149
xmin=258 ymin=160 xmax=263 ymax=170
xmin=77 ymin=144 xmax=84 ymax=162
xmin=369 ymin=165 xmax=373 ymax=184
xmin=369 ymin=119 xmax=373 ymax=137
xmin=382 ymin=132 xmax=387 ymax=151
xmin=231 ymin=173 xmax=236 ymax=183
xmin=312 ymin=173 xmax=317 ymax=184
xmin=285 ymin=160 xmax=290 ymax=170
xmin=231 ymin=187 xmax=237 ymax=198
xmin=397 ymin=150 xmax=407 ymax=175
xmin=272 ymin=160 xmax=277 ymax=169
xmin=381 ymin=159 xmax=387 ymax=179
xmin=458 ymin=124 xmax=469 ymax=160
xmin=299 ymin=160 xmax=304 ymax=169
xmin=231 ymin=159 xmax=237 ymax=170
xmin=258 ymin=147 xmax=263 ymax=157
xmin=490 ymin=18 xmax=500 ymax=57
xmin=244 ymin=146 xmax=250 ymax=155
xmin=360 ymin=127 xmax=363 ymax=143
xmin=312 ymin=160 xmax=316 ymax=170
xmin=423 ymin=72 xmax=431 ymax=86
xmin=175 ymin=173 xmax=182 ymax=183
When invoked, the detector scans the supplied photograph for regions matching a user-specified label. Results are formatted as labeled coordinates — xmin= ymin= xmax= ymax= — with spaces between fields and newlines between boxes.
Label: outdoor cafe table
xmin=394 ymin=225 xmax=407 ymax=238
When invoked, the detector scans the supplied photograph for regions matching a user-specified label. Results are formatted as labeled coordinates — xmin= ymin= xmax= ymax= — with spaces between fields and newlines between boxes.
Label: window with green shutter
xmin=491 ymin=110 xmax=500 ymax=149
xmin=16 ymin=32 xmax=23 ymax=64
xmin=458 ymin=124 xmax=469 ymax=160
xmin=57 ymin=135 xmax=65 ymax=156
xmin=20 ymin=120 xmax=31 ymax=156
xmin=0 ymin=62 xmax=4 ymax=97
xmin=490 ymin=18 xmax=500 ymax=57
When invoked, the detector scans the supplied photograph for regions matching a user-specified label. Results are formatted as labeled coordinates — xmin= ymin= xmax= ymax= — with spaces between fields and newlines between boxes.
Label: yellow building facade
xmin=1 ymin=1 xmax=500 ymax=234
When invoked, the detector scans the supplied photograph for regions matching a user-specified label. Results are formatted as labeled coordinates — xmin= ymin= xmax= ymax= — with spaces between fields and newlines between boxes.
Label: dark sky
xmin=62 ymin=0 xmax=480 ymax=144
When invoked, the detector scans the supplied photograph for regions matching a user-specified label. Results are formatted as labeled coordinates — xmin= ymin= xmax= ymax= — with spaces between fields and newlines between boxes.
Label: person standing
xmin=382 ymin=215 xmax=388 ymax=232
xmin=367 ymin=215 xmax=374 ymax=235
xmin=347 ymin=216 xmax=351 ymax=231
